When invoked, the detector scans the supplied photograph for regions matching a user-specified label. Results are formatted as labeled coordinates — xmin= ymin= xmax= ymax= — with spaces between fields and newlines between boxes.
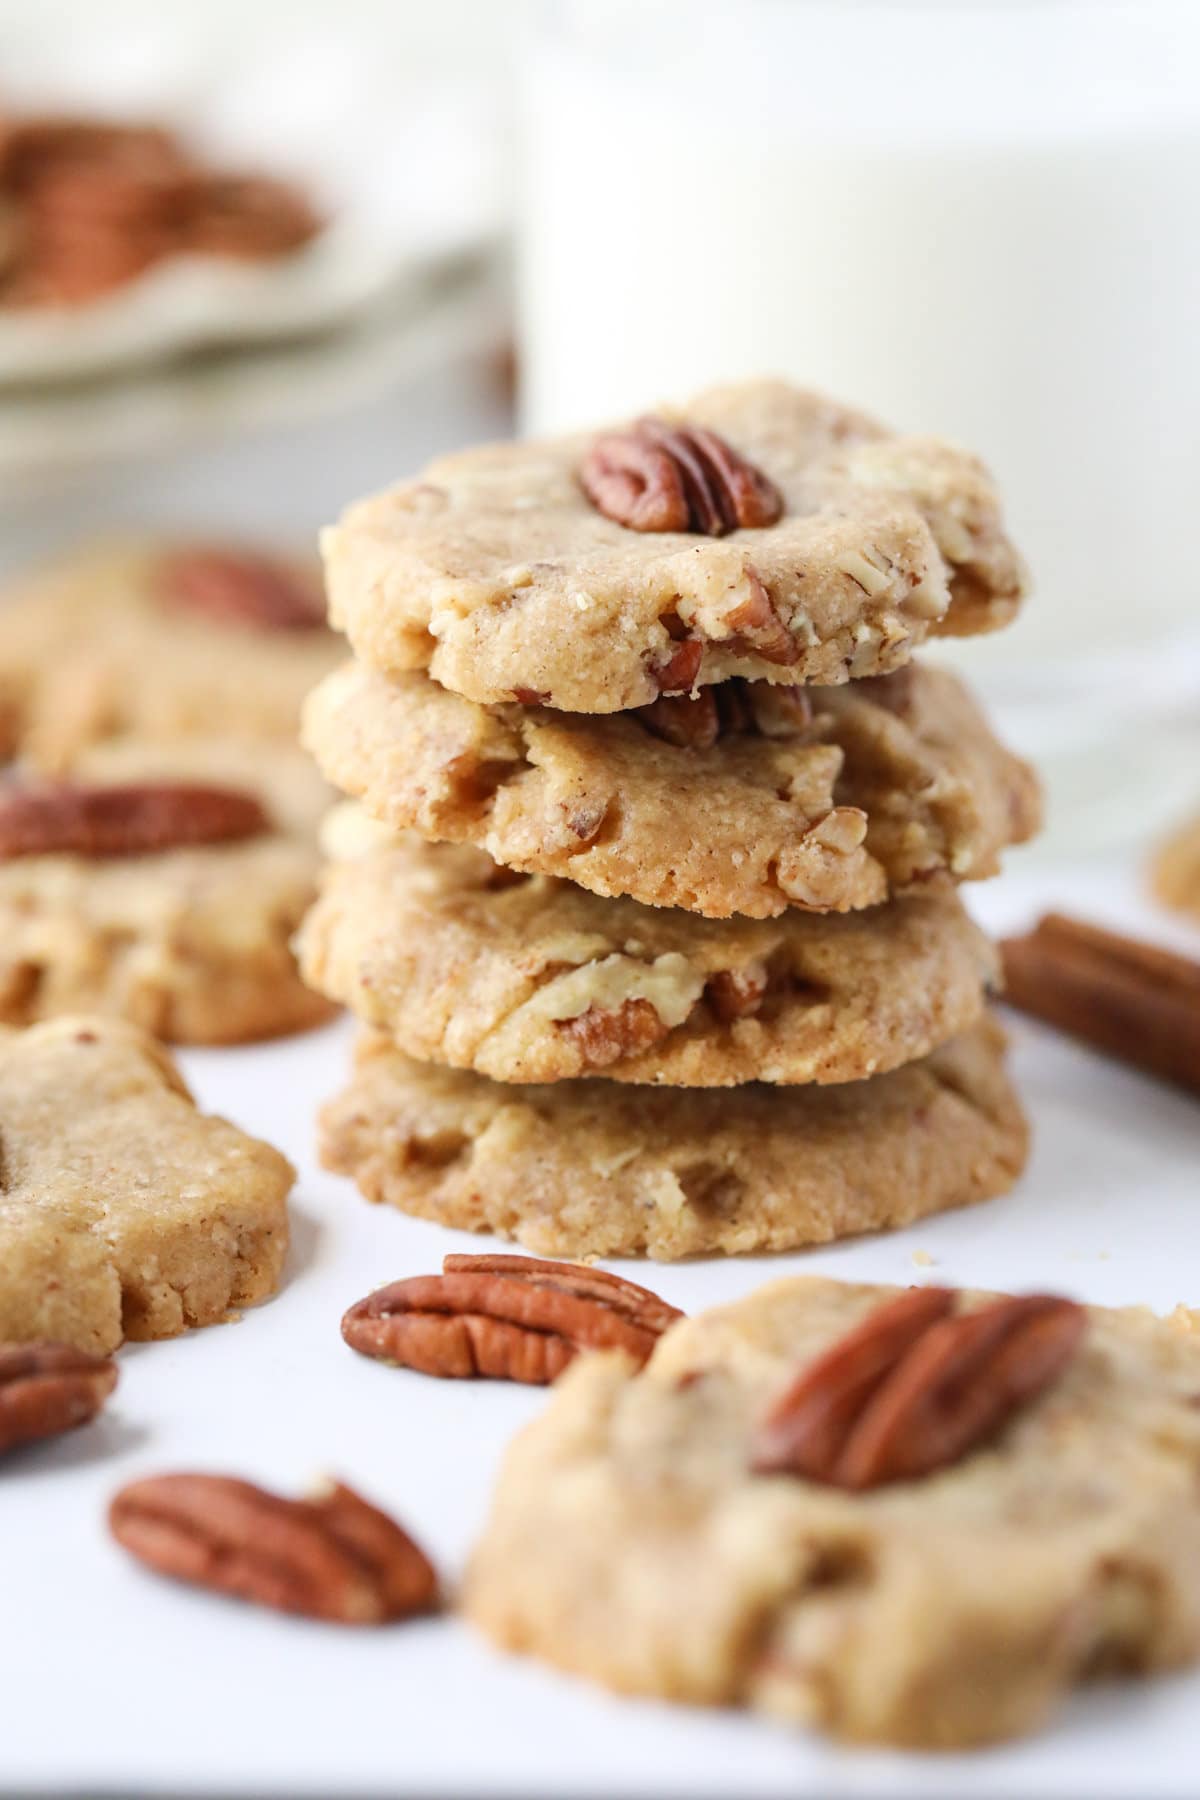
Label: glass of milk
xmin=518 ymin=0 xmax=1200 ymax=854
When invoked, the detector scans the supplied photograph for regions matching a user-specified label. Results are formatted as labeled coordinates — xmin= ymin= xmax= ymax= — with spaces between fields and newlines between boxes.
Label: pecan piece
xmin=160 ymin=547 xmax=326 ymax=632
xmin=582 ymin=417 xmax=782 ymax=537
xmin=0 ymin=781 xmax=269 ymax=859
xmin=752 ymin=1288 xmax=1086 ymax=1490
xmin=723 ymin=571 xmax=801 ymax=666
xmin=0 ymin=1342 xmax=117 ymax=1455
xmin=635 ymin=689 xmax=720 ymax=750
xmin=706 ymin=965 xmax=768 ymax=1023
xmin=109 ymin=1474 xmax=438 ymax=1624
xmin=649 ymin=635 xmax=704 ymax=696
xmin=556 ymin=996 xmax=670 ymax=1068
xmin=342 ymin=1254 xmax=683 ymax=1384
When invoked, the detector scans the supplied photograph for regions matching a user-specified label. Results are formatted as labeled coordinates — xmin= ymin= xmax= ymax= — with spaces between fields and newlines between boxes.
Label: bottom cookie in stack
xmin=318 ymin=1019 xmax=1025 ymax=1261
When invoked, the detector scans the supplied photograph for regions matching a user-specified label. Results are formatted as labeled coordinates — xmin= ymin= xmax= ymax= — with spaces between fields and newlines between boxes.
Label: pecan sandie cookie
xmin=303 ymin=663 xmax=1039 ymax=920
xmin=323 ymin=380 xmax=1025 ymax=712
xmin=466 ymin=1275 xmax=1200 ymax=1748
xmin=318 ymin=1016 xmax=1026 ymax=1261
xmin=297 ymin=834 xmax=998 ymax=1086
xmin=0 ymin=1015 xmax=293 ymax=1354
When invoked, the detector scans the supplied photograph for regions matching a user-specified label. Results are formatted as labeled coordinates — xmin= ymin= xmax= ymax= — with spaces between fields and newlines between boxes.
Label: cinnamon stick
xmin=1000 ymin=912 xmax=1200 ymax=1097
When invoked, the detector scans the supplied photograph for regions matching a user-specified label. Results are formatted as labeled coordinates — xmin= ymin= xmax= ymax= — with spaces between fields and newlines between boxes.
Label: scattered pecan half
xmin=109 ymin=1474 xmax=438 ymax=1625
xmin=0 ymin=1342 xmax=117 ymax=1455
xmin=556 ymin=996 xmax=671 ymax=1069
xmin=160 ymin=548 xmax=327 ymax=632
xmin=582 ymin=416 xmax=782 ymax=536
xmin=342 ymin=1254 xmax=684 ymax=1384
xmin=0 ymin=781 xmax=269 ymax=859
xmin=752 ymin=1288 xmax=1086 ymax=1490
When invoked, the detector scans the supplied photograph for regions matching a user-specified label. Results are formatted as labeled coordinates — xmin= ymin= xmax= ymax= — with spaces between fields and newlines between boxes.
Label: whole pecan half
xmin=752 ymin=1288 xmax=1086 ymax=1490
xmin=342 ymin=1254 xmax=684 ymax=1384
xmin=160 ymin=547 xmax=326 ymax=632
xmin=0 ymin=781 xmax=269 ymax=859
xmin=0 ymin=1342 xmax=117 ymax=1455
xmin=109 ymin=1474 xmax=438 ymax=1625
xmin=582 ymin=416 xmax=782 ymax=537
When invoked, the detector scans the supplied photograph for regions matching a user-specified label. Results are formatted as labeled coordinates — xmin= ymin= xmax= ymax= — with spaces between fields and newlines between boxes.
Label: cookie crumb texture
xmin=303 ymin=662 xmax=1040 ymax=920
xmin=298 ymin=837 xmax=998 ymax=1086
xmin=318 ymin=1017 xmax=1026 ymax=1260
xmin=0 ymin=1016 xmax=294 ymax=1353
xmin=323 ymin=380 xmax=1025 ymax=712
xmin=465 ymin=1276 xmax=1200 ymax=1747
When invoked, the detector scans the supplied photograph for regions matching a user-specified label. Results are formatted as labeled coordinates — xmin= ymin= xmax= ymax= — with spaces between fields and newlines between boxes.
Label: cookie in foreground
xmin=318 ymin=1016 xmax=1026 ymax=1261
xmin=0 ymin=738 xmax=335 ymax=1043
xmin=298 ymin=833 xmax=998 ymax=1086
xmin=464 ymin=1274 xmax=1200 ymax=1747
xmin=303 ymin=662 xmax=1039 ymax=920
xmin=323 ymin=379 xmax=1024 ymax=712
xmin=0 ymin=1015 xmax=294 ymax=1353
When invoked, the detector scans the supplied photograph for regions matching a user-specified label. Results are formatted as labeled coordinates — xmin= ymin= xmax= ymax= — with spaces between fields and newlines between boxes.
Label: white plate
xmin=2 ymin=856 xmax=1198 ymax=1798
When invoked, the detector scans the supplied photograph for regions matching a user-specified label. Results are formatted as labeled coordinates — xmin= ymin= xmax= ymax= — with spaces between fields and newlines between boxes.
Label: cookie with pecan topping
xmin=297 ymin=831 xmax=998 ymax=1085
xmin=0 ymin=1015 xmax=292 ymax=1354
xmin=323 ymin=380 xmax=1025 ymax=713
xmin=0 ymin=737 xmax=334 ymax=1043
xmin=302 ymin=662 xmax=1039 ymax=920
xmin=465 ymin=1274 xmax=1200 ymax=1748
xmin=0 ymin=536 xmax=338 ymax=770
xmin=319 ymin=1015 xmax=1026 ymax=1261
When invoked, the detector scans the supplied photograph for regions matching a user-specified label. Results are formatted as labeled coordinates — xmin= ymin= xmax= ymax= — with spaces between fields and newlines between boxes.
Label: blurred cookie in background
xmin=0 ymin=536 xmax=340 ymax=768
xmin=1152 ymin=812 xmax=1200 ymax=924
xmin=0 ymin=736 xmax=335 ymax=1044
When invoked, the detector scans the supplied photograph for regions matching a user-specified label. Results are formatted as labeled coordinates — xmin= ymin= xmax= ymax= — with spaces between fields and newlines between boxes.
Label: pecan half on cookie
xmin=0 ymin=1341 xmax=117 ymax=1454
xmin=342 ymin=1254 xmax=683 ymax=1384
xmin=752 ymin=1288 xmax=1086 ymax=1489
xmin=0 ymin=781 xmax=269 ymax=859
xmin=109 ymin=1473 xmax=438 ymax=1624
xmin=581 ymin=417 xmax=783 ymax=537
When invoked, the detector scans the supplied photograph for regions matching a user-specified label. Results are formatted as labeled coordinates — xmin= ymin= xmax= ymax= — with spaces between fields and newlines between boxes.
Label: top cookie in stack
xmin=301 ymin=379 xmax=1040 ymax=1261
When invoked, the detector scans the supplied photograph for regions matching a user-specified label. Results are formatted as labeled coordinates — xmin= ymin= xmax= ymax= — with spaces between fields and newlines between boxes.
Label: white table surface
xmin=2 ymin=850 xmax=1198 ymax=1799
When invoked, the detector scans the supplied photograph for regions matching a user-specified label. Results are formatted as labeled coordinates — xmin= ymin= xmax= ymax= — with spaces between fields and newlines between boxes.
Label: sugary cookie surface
xmin=323 ymin=380 xmax=1025 ymax=712
xmin=466 ymin=1275 xmax=1200 ymax=1747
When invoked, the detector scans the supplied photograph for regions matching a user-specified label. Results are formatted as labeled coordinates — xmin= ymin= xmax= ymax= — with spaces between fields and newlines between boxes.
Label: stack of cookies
xmin=299 ymin=380 xmax=1040 ymax=1260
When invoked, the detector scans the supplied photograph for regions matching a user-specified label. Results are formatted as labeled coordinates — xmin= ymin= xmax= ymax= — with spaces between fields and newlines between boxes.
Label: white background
xmin=2 ymin=860 xmax=1198 ymax=1799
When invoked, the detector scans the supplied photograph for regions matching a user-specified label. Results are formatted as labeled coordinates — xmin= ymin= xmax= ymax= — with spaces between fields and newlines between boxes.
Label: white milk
xmin=518 ymin=1 xmax=1200 ymax=674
